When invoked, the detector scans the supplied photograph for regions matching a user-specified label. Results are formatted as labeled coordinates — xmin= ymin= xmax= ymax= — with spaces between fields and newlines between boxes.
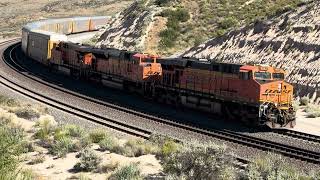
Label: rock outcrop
xmin=183 ymin=1 xmax=320 ymax=101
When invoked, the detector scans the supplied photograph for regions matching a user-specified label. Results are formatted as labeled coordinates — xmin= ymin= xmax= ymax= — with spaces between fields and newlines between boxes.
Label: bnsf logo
xmin=265 ymin=89 xmax=291 ymax=94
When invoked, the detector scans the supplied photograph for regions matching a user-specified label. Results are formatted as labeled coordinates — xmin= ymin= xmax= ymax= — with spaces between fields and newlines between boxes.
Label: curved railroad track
xmin=0 ymin=39 xmax=152 ymax=139
xmin=1 ymin=40 xmax=320 ymax=165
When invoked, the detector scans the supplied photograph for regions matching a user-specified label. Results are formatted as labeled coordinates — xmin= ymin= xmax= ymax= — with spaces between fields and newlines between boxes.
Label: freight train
xmin=21 ymin=18 xmax=296 ymax=129
xmin=22 ymin=16 xmax=109 ymax=64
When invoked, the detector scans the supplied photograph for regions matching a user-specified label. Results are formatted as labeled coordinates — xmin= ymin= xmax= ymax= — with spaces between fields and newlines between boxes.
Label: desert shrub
xmin=245 ymin=153 xmax=301 ymax=180
xmin=98 ymin=160 xmax=119 ymax=173
xmin=53 ymin=127 xmax=69 ymax=141
xmin=73 ymin=135 xmax=92 ymax=151
xmin=305 ymin=104 xmax=320 ymax=118
xmin=0 ymin=95 xmax=19 ymax=107
xmin=154 ymin=0 xmax=171 ymax=6
xmin=14 ymin=107 xmax=40 ymax=120
xmin=0 ymin=109 xmax=19 ymax=126
xmin=149 ymin=134 xmax=172 ymax=144
xmin=149 ymin=134 xmax=179 ymax=158
xmin=29 ymin=153 xmax=45 ymax=165
xmin=74 ymin=148 xmax=102 ymax=172
xmin=99 ymin=136 xmax=117 ymax=151
xmin=34 ymin=115 xmax=57 ymax=140
xmin=292 ymin=100 xmax=300 ymax=111
xmin=157 ymin=139 xmax=180 ymax=160
xmin=112 ymin=144 xmax=128 ymax=155
xmin=111 ymin=139 xmax=158 ymax=157
xmin=162 ymin=8 xmax=190 ymax=23
xmin=21 ymin=141 xmax=35 ymax=153
xmin=89 ymin=129 xmax=108 ymax=143
xmin=49 ymin=136 xmax=74 ymax=158
xmin=300 ymin=96 xmax=310 ymax=106
xmin=0 ymin=125 xmax=25 ymax=179
xmin=160 ymin=8 xmax=190 ymax=48
xmin=18 ymin=169 xmax=38 ymax=180
xmin=307 ymin=111 xmax=320 ymax=118
xmin=162 ymin=142 xmax=235 ymax=180
xmin=218 ymin=16 xmax=239 ymax=29
xmin=109 ymin=163 xmax=142 ymax=180
xmin=124 ymin=139 xmax=145 ymax=157
xmin=159 ymin=28 xmax=179 ymax=48
xmin=63 ymin=124 xmax=85 ymax=138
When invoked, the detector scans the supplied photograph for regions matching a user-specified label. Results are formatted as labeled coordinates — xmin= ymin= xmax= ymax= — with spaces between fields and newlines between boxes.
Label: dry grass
xmin=0 ymin=0 xmax=132 ymax=38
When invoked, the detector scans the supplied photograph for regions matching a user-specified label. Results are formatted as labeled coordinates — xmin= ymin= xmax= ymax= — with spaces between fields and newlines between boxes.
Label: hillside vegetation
xmin=98 ymin=0 xmax=309 ymax=55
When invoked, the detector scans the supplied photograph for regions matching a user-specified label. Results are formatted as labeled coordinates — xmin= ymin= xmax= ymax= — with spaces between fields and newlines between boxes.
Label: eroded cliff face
xmin=97 ymin=1 xmax=163 ymax=52
xmin=183 ymin=2 xmax=320 ymax=101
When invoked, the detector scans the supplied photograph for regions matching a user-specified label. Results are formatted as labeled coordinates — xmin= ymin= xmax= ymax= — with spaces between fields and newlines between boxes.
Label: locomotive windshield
xmin=272 ymin=73 xmax=284 ymax=80
xmin=254 ymin=72 xmax=271 ymax=80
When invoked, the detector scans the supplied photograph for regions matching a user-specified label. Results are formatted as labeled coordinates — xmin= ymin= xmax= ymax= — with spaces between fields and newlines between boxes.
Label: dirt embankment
xmin=183 ymin=1 xmax=320 ymax=102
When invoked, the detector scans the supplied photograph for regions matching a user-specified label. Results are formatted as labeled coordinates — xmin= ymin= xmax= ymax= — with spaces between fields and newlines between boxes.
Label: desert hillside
xmin=98 ymin=0 xmax=310 ymax=55
xmin=0 ymin=0 xmax=132 ymax=38
xmin=97 ymin=1 xmax=162 ymax=53
xmin=183 ymin=1 xmax=320 ymax=101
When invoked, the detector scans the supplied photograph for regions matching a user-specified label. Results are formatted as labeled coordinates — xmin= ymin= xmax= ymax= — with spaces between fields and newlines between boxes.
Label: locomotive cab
xmin=239 ymin=65 xmax=296 ymax=128
xmin=132 ymin=54 xmax=162 ymax=81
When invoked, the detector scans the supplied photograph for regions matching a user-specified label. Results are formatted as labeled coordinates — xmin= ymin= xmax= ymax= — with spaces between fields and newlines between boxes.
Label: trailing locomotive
xmin=48 ymin=41 xmax=296 ymax=128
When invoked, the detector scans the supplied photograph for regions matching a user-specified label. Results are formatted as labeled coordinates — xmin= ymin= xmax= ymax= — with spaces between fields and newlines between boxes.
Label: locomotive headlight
xmin=278 ymin=83 xmax=282 ymax=92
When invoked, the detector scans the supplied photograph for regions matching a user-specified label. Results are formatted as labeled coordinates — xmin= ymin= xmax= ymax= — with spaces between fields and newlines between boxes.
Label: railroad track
xmin=0 ymin=39 xmax=152 ymax=139
xmin=272 ymin=129 xmax=320 ymax=144
xmin=2 ymin=40 xmax=320 ymax=165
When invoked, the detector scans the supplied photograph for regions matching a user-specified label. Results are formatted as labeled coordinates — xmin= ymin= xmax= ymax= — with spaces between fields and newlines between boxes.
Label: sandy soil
xmin=1 ymin=108 xmax=162 ymax=180
xmin=293 ymin=108 xmax=320 ymax=136
xmin=144 ymin=16 xmax=167 ymax=55
xmin=22 ymin=149 xmax=161 ymax=180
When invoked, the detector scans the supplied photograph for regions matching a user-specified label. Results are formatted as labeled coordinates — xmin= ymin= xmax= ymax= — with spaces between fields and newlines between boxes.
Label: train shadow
xmin=9 ymin=43 xmax=267 ymax=134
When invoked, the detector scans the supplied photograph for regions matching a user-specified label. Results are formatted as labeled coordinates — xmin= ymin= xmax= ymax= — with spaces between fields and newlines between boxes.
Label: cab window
xmin=254 ymin=72 xmax=271 ymax=80
xmin=273 ymin=73 xmax=284 ymax=80
xmin=240 ymin=72 xmax=250 ymax=80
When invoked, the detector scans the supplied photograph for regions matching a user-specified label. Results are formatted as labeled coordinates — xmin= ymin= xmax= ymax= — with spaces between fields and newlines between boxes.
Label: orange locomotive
xmin=50 ymin=42 xmax=295 ymax=128
xmin=50 ymin=42 xmax=162 ymax=93
xmin=156 ymin=58 xmax=295 ymax=128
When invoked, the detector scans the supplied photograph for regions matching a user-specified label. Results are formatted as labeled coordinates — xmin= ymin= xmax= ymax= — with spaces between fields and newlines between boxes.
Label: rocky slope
xmin=97 ymin=1 xmax=164 ymax=53
xmin=183 ymin=1 xmax=320 ymax=101
xmin=98 ymin=0 xmax=308 ymax=55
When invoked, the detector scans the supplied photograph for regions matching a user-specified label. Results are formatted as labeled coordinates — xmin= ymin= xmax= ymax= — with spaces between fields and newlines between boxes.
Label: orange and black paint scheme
xmin=50 ymin=42 xmax=295 ymax=129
